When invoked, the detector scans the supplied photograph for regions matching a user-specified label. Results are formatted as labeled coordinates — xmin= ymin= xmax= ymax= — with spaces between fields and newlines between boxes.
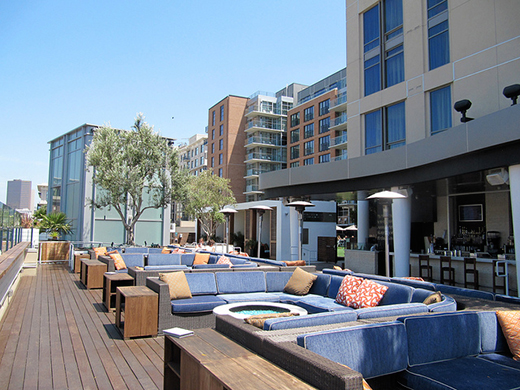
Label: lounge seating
xmin=296 ymin=311 xmax=520 ymax=389
xmin=145 ymin=269 xmax=455 ymax=334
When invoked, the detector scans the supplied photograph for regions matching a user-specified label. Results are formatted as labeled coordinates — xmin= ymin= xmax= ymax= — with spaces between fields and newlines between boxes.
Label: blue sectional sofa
xmin=296 ymin=311 xmax=520 ymax=389
xmin=145 ymin=269 xmax=456 ymax=334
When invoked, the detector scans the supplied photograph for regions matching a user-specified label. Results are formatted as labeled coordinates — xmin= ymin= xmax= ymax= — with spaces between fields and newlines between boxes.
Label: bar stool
xmin=464 ymin=257 xmax=479 ymax=290
xmin=440 ymin=256 xmax=455 ymax=286
xmin=419 ymin=255 xmax=433 ymax=282
xmin=492 ymin=260 xmax=507 ymax=294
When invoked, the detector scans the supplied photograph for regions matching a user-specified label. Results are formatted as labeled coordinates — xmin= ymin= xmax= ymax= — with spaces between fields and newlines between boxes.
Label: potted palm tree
xmin=41 ymin=212 xmax=72 ymax=240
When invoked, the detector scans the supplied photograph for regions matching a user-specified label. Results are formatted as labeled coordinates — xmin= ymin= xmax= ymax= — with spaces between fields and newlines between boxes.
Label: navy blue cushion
xmin=356 ymin=303 xmax=428 ymax=319
xmin=390 ymin=277 xmax=436 ymax=291
xmin=216 ymin=271 xmax=266 ymax=294
xmin=327 ymin=275 xmax=344 ymax=298
xmin=377 ymin=281 xmax=413 ymax=306
xmin=123 ymin=247 xmax=148 ymax=254
xmin=265 ymin=272 xmax=293 ymax=292
xmin=185 ymin=273 xmax=217 ymax=295
xmin=297 ymin=321 xmax=408 ymax=379
xmin=144 ymin=265 xmax=188 ymax=271
xmin=147 ymin=253 xmax=182 ymax=266
xmin=286 ymin=296 xmax=352 ymax=313
xmin=399 ymin=312 xmax=481 ymax=366
xmin=495 ymin=294 xmax=520 ymax=304
xmin=434 ymin=284 xmax=495 ymax=300
xmin=229 ymin=257 xmax=249 ymax=265
xmin=478 ymin=311 xmax=509 ymax=354
xmin=180 ymin=253 xmax=196 ymax=266
xmin=170 ymin=295 xmax=227 ymax=313
xmin=477 ymin=353 xmax=520 ymax=370
xmin=264 ymin=310 xmax=357 ymax=331
xmin=352 ymin=273 xmax=391 ymax=282
xmin=121 ymin=253 xmax=145 ymax=268
xmin=309 ymin=274 xmax=331 ymax=296
xmin=322 ymin=269 xmax=354 ymax=277
xmin=411 ymin=288 xmax=436 ymax=303
xmin=193 ymin=264 xmax=230 ymax=269
xmin=147 ymin=247 xmax=163 ymax=254
xmin=399 ymin=356 xmax=520 ymax=390
xmin=231 ymin=263 xmax=256 ymax=268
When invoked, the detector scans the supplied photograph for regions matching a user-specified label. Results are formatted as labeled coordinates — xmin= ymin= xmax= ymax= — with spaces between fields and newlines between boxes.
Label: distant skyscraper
xmin=6 ymin=179 xmax=32 ymax=210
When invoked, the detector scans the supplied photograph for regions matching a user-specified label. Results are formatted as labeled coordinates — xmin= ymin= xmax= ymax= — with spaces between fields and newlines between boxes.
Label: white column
xmin=357 ymin=191 xmax=369 ymax=250
xmin=509 ymin=165 xmax=520 ymax=296
xmin=392 ymin=191 xmax=412 ymax=277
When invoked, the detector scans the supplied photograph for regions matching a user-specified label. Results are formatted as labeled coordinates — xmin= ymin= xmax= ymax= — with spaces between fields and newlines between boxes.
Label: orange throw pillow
xmin=93 ymin=247 xmax=107 ymax=259
xmin=336 ymin=275 xmax=364 ymax=307
xmin=109 ymin=253 xmax=127 ymax=270
xmin=161 ymin=247 xmax=172 ymax=254
xmin=351 ymin=279 xmax=388 ymax=309
xmin=193 ymin=253 xmax=210 ymax=265
xmin=283 ymin=260 xmax=306 ymax=266
xmin=496 ymin=310 xmax=520 ymax=361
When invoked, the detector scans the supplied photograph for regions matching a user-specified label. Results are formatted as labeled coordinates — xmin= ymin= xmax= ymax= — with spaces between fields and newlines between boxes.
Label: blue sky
xmin=0 ymin=1 xmax=346 ymax=206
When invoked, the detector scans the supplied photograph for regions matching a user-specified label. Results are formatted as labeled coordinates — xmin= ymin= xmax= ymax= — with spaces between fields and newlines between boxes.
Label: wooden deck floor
xmin=0 ymin=264 xmax=164 ymax=390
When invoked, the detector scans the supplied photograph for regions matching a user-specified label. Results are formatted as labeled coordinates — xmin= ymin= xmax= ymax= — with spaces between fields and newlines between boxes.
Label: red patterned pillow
xmin=216 ymin=256 xmax=232 ymax=267
xmin=351 ymin=279 xmax=388 ymax=309
xmin=335 ymin=275 xmax=364 ymax=307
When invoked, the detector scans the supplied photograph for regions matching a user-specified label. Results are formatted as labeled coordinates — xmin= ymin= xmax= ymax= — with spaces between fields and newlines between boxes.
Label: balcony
xmin=330 ymin=113 xmax=348 ymax=131
xmin=245 ymin=135 xmax=283 ymax=148
xmin=244 ymin=184 xmax=263 ymax=194
xmin=244 ymin=152 xmax=286 ymax=164
xmin=330 ymin=133 xmax=348 ymax=149
xmin=333 ymin=153 xmax=348 ymax=161
xmin=329 ymin=92 xmax=348 ymax=112
xmin=245 ymin=119 xmax=284 ymax=133
xmin=245 ymin=105 xmax=285 ymax=119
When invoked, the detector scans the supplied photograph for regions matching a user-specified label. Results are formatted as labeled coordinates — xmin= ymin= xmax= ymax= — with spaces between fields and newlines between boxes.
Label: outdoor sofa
xmin=145 ymin=269 xmax=455 ymax=334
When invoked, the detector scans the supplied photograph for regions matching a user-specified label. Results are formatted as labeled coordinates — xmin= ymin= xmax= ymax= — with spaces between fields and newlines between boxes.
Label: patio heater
xmin=250 ymin=205 xmax=273 ymax=258
xmin=367 ymin=191 xmax=407 ymax=277
xmin=219 ymin=207 xmax=237 ymax=252
xmin=287 ymin=201 xmax=315 ymax=263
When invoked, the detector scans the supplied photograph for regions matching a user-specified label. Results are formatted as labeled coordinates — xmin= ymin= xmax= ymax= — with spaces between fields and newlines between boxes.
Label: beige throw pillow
xmin=159 ymin=271 xmax=192 ymax=300
xmin=284 ymin=267 xmax=317 ymax=296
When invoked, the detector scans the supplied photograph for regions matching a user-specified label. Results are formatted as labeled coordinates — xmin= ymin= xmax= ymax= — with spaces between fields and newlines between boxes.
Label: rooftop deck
xmin=0 ymin=264 xmax=164 ymax=389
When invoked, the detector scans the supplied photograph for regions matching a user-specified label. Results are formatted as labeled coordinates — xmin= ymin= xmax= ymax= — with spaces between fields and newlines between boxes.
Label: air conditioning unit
xmin=486 ymin=168 xmax=509 ymax=186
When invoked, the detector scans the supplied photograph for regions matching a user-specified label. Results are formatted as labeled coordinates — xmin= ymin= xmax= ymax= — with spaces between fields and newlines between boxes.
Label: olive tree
xmin=182 ymin=170 xmax=236 ymax=240
xmin=86 ymin=113 xmax=186 ymax=245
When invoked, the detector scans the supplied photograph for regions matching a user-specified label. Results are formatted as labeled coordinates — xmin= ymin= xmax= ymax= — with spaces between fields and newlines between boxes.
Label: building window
xmin=428 ymin=0 xmax=449 ymax=70
xmin=319 ymin=117 xmax=330 ymax=134
xmin=219 ymin=153 xmax=223 ymax=165
xmin=291 ymin=112 xmax=300 ymax=127
xmin=218 ymin=168 xmax=223 ymax=177
xmin=200 ymin=156 xmax=204 ymax=165
xmin=304 ymin=140 xmax=314 ymax=156
xmin=211 ymin=129 xmax=215 ymax=140
xmin=319 ymin=135 xmax=330 ymax=152
xmin=195 ymin=148 xmax=198 ymax=156
xmin=363 ymin=0 xmax=404 ymax=96
xmin=220 ymin=105 xmax=224 ymax=121
xmin=211 ymin=157 xmax=214 ymax=167
xmin=290 ymin=161 xmax=300 ymax=168
xmin=290 ymin=129 xmax=300 ymax=143
xmin=365 ymin=101 xmax=405 ymax=155
xmin=319 ymin=99 xmax=330 ymax=116
xmin=219 ymin=139 xmax=223 ymax=150
xmin=211 ymin=143 xmax=215 ymax=153
xmin=290 ymin=145 xmax=300 ymax=160
xmin=304 ymin=157 xmax=314 ymax=166
xmin=430 ymin=85 xmax=452 ymax=134
xmin=304 ymin=123 xmax=314 ymax=139
xmin=219 ymin=124 xmax=224 ymax=136
xmin=304 ymin=106 xmax=314 ymax=122
xmin=319 ymin=154 xmax=330 ymax=163
xmin=212 ymin=111 xmax=215 ymax=126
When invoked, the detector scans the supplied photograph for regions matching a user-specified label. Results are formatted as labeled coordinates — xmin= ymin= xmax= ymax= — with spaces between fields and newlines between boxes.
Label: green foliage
xmin=33 ymin=207 xmax=47 ymax=228
xmin=182 ymin=170 xmax=236 ymax=240
xmin=41 ymin=212 xmax=72 ymax=239
xmin=85 ymin=113 xmax=186 ymax=245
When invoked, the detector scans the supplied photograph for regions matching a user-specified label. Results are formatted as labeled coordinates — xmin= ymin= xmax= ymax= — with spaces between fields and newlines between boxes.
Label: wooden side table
xmin=74 ymin=254 xmax=90 ymax=273
xmin=164 ymin=328 xmax=315 ymax=390
xmin=103 ymin=273 xmax=134 ymax=312
xmin=80 ymin=260 xmax=107 ymax=289
xmin=115 ymin=286 xmax=158 ymax=339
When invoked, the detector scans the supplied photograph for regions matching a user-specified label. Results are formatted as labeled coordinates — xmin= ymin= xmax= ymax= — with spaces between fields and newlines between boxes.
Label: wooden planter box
xmin=40 ymin=241 xmax=70 ymax=261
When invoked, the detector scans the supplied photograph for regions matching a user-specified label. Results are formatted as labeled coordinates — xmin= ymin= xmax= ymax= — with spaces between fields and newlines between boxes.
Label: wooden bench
xmin=164 ymin=328 xmax=315 ymax=390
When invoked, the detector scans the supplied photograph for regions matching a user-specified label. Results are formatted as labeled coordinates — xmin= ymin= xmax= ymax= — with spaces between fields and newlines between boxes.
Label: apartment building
xmin=261 ymin=0 xmax=520 ymax=285
xmin=287 ymin=69 xmax=347 ymax=168
xmin=178 ymin=133 xmax=207 ymax=176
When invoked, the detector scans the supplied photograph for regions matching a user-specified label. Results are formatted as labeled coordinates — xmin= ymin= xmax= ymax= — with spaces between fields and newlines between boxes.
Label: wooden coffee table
xmin=103 ymin=273 xmax=134 ymax=312
xmin=80 ymin=260 xmax=107 ymax=289
xmin=115 ymin=286 xmax=158 ymax=339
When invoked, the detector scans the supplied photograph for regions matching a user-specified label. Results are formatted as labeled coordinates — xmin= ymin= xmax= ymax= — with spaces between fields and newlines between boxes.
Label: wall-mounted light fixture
xmin=503 ymin=84 xmax=520 ymax=106
xmin=454 ymin=99 xmax=474 ymax=123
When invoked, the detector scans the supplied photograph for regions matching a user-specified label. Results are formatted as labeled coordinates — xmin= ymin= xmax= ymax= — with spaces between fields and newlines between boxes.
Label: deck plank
xmin=0 ymin=264 xmax=165 ymax=390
